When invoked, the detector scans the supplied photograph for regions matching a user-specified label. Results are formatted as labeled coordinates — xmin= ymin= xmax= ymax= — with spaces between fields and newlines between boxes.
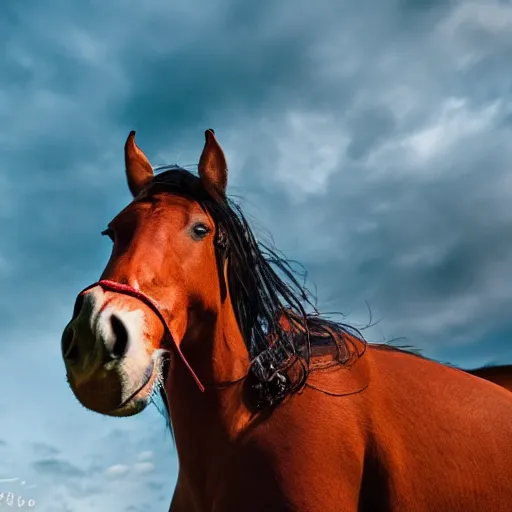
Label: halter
xmin=78 ymin=279 xmax=205 ymax=392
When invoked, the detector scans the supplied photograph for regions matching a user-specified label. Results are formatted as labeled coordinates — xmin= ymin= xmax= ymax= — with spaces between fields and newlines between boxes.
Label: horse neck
xmin=165 ymin=289 xmax=252 ymax=476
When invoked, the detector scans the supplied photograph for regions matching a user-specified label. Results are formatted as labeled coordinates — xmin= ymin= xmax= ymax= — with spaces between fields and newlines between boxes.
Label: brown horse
xmin=61 ymin=129 xmax=512 ymax=512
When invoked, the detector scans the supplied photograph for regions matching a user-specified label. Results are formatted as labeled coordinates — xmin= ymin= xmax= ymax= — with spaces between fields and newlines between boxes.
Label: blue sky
xmin=1 ymin=0 xmax=512 ymax=510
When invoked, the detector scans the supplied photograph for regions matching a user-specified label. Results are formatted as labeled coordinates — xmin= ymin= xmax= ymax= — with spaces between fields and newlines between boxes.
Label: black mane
xmin=150 ymin=167 xmax=367 ymax=408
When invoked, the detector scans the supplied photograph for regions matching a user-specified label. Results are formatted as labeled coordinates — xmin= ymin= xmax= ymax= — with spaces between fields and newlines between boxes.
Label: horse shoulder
xmin=238 ymin=356 xmax=374 ymax=510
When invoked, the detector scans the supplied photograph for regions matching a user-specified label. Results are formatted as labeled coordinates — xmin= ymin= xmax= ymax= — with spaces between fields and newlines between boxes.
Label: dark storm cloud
xmin=31 ymin=442 xmax=60 ymax=458
xmin=32 ymin=458 xmax=86 ymax=479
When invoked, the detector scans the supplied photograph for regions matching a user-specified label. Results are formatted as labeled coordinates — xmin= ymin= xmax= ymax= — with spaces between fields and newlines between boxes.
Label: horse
xmin=61 ymin=129 xmax=512 ymax=511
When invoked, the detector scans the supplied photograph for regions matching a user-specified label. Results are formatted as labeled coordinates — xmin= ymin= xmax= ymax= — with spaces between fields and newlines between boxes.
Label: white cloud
xmin=133 ymin=462 xmax=155 ymax=474
xmin=105 ymin=464 xmax=130 ymax=478
xmin=271 ymin=110 xmax=351 ymax=199
xmin=404 ymin=98 xmax=499 ymax=162
xmin=438 ymin=0 xmax=512 ymax=68
xmin=367 ymin=97 xmax=502 ymax=176
xmin=137 ymin=451 xmax=153 ymax=461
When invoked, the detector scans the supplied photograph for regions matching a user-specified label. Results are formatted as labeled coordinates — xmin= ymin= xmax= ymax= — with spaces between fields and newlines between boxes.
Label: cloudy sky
xmin=1 ymin=0 xmax=512 ymax=510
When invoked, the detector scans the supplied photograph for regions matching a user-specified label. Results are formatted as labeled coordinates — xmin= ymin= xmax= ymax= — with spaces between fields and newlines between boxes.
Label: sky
xmin=1 ymin=0 xmax=512 ymax=510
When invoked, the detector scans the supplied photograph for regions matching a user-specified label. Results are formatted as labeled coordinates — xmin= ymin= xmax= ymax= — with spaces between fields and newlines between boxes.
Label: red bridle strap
xmin=78 ymin=279 xmax=205 ymax=392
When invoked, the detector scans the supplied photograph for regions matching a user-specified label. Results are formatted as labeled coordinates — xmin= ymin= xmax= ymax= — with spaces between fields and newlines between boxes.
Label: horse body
xmin=168 ymin=340 xmax=512 ymax=512
xmin=61 ymin=129 xmax=512 ymax=512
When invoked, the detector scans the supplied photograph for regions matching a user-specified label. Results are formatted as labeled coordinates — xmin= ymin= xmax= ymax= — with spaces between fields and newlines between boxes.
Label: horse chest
xmin=201 ymin=419 xmax=364 ymax=511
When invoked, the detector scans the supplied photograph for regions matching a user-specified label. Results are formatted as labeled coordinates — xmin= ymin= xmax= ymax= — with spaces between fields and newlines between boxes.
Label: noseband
xmin=79 ymin=279 xmax=205 ymax=392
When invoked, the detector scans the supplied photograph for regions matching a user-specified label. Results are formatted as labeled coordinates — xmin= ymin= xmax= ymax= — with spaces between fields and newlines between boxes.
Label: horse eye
xmin=191 ymin=223 xmax=210 ymax=240
xmin=101 ymin=228 xmax=114 ymax=242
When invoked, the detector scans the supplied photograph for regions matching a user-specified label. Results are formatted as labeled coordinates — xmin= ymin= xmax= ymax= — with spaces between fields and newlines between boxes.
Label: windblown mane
xmin=150 ymin=166 xmax=367 ymax=408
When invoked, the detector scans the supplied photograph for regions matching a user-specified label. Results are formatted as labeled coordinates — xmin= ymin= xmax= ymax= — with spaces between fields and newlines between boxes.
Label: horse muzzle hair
xmin=61 ymin=283 xmax=166 ymax=416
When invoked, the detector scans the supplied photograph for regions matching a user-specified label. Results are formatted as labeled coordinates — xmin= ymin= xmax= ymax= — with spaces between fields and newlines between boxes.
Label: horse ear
xmin=124 ymin=131 xmax=154 ymax=197
xmin=198 ymin=129 xmax=227 ymax=196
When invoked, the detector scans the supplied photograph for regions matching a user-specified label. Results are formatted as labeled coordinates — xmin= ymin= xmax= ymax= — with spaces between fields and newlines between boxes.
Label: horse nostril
xmin=62 ymin=327 xmax=79 ymax=363
xmin=110 ymin=314 xmax=129 ymax=359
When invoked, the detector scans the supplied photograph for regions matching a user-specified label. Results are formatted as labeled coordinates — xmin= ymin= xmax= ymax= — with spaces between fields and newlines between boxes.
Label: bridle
xmin=77 ymin=278 xmax=291 ymax=404
xmin=78 ymin=279 xmax=205 ymax=392
xmin=77 ymin=276 xmax=344 ymax=407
